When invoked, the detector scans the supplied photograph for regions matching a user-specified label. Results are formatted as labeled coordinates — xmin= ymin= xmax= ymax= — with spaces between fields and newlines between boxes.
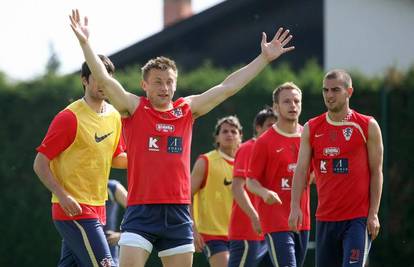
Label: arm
xmin=288 ymin=123 xmax=312 ymax=232
xmin=366 ymin=119 xmax=384 ymax=240
xmin=69 ymin=9 xmax=139 ymax=116
xmin=111 ymin=152 xmax=127 ymax=169
xmin=232 ymin=177 xmax=262 ymax=234
xmin=246 ymin=178 xmax=282 ymax=205
xmin=33 ymin=153 xmax=82 ymax=216
xmin=186 ymin=28 xmax=294 ymax=118
xmin=114 ymin=182 xmax=128 ymax=208
xmin=190 ymin=157 xmax=207 ymax=252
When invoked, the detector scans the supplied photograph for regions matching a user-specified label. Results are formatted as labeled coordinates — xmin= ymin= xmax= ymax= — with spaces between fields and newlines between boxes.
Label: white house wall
xmin=325 ymin=0 xmax=414 ymax=76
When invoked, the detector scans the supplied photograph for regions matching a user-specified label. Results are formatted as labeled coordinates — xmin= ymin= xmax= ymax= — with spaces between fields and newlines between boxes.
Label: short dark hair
xmin=141 ymin=56 xmax=177 ymax=81
xmin=253 ymin=107 xmax=277 ymax=131
xmin=324 ymin=69 xmax=353 ymax=88
xmin=213 ymin=115 xmax=243 ymax=148
xmin=81 ymin=54 xmax=115 ymax=81
xmin=272 ymin=82 xmax=302 ymax=104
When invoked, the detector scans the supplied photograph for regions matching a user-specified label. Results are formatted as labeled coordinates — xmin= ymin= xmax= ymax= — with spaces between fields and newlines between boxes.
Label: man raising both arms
xmin=69 ymin=9 xmax=295 ymax=267
xmin=289 ymin=69 xmax=383 ymax=267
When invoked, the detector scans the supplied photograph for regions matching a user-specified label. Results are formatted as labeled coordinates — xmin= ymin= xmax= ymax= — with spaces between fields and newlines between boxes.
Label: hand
xmin=106 ymin=230 xmax=121 ymax=246
xmin=262 ymin=190 xmax=282 ymax=205
xmin=367 ymin=213 xmax=380 ymax=240
xmin=261 ymin=27 xmax=295 ymax=62
xmin=193 ymin=228 xmax=205 ymax=252
xmin=69 ymin=9 xmax=90 ymax=43
xmin=250 ymin=212 xmax=262 ymax=235
xmin=59 ymin=194 xmax=82 ymax=217
xmin=288 ymin=206 xmax=303 ymax=233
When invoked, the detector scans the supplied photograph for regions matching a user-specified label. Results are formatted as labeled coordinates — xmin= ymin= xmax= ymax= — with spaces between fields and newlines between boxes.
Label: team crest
xmin=342 ymin=127 xmax=353 ymax=141
xmin=171 ymin=107 xmax=183 ymax=118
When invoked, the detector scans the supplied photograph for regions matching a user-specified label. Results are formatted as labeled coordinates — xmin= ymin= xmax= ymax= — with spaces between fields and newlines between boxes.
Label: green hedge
xmin=1 ymin=63 xmax=413 ymax=266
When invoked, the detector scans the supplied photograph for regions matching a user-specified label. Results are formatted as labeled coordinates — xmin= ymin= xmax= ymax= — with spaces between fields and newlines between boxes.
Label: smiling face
xmin=141 ymin=68 xmax=177 ymax=110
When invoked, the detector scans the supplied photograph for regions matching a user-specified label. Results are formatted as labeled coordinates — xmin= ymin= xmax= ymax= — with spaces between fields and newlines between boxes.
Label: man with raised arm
xmin=289 ymin=69 xmax=383 ymax=267
xmin=69 ymin=9 xmax=295 ymax=267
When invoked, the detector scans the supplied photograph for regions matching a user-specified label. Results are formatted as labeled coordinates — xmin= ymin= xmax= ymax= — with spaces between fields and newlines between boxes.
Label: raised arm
xmin=366 ymin=119 xmax=384 ymax=240
xmin=186 ymin=28 xmax=294 ymax=118
xmin=69 ymin=9 xmax=139 ymax=116
xmin=288 ymin=123 xmax=312 ymax=232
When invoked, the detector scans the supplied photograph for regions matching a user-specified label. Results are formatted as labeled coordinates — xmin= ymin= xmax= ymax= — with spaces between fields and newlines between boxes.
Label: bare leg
xmin=209 ymin=251 xmax=229 ymax=267
xmin=160 ymin=252 xmax=193 ymax=267
xmin=119 ymin=245 xmax=150 ymax=267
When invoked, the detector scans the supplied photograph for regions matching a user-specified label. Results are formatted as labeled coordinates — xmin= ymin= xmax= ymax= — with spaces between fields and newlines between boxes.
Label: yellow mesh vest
xmin=50 ymin=99 xmax=122 ymax=205
xmin=193 ymin=150 xmax=234 ymax=236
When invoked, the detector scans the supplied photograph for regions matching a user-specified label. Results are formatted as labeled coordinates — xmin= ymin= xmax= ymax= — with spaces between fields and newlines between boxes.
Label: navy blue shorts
xmin=265 ymin=231 xmax=309 ymax=267
xmin=203 ymin=239 xmax=229 ymax=258
xmin=228 ymin=240 xmax=271 ymax=267
xmin=316 ymin=217 xmax=371 ymax=267
xmin=119 ymin=204 xmax=194 ymax=257
xmin=54 ymin=218 xmax=115 ymax=267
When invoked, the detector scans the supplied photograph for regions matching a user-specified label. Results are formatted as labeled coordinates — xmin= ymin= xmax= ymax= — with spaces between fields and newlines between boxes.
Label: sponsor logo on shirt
xmin=148 ymin=136 xmax=161 ymax=151
xmin=323 ymin=147 xmax=340 ymax=157
xmin=333 ymin=158 xmax=349 ymax=174
xmin=167 ymin=136 xmax=183 ymax=153
xmin=95 ymin=132 xmax=113 ymax=143
xmin=343 ymin=127 xmax=353 ymax=141
xmin=281 ymin=177 xmax=291 ymax=190
xmin=156 ymin=123 xmax=175 ymax=133
xmin=320 ymin=160 xmax=327 ymax=173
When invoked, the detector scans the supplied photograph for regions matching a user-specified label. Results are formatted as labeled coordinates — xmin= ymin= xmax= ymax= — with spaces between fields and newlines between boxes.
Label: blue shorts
xmin=119 ymin=204 xmax=195 ymax=257
xmin=265 ymin=231 xmax=309 ymax=267
xmin=54 ymin=218 xmax=115 ymax=267
xmin=203 ymin=239 xmax=229 ymax=258
xmin=316 ymin=217 xmax=371 ymax=267
xmin=228 ymin=240 xmax=270 ymax=267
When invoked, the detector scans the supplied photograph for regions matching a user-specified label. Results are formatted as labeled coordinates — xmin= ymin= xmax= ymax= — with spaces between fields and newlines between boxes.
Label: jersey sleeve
xmin=247 ymin=139 xmax=267 ymax=181
xmin=233 ymin=145 xmax=250 ymax=179
xmin=36 ymin=109 xmax=77 ymax=160
xmin=113 ymin=131 xmax=126 ymax=158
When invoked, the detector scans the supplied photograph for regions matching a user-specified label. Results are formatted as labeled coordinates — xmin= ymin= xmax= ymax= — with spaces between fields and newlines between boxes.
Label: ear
xmin=141 ymin=79 xmax=147 ymax=92
xmin=347 ymin=87 xmax=354 ymax=97
xmin=81 ymin=76 xmax=88 ymax=87
xmin=273 ymin=102 xmax=280 ymax=115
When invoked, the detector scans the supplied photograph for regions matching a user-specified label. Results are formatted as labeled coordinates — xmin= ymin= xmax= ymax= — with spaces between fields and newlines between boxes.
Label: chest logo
xmin=343 ymin=127 xmax=353 ymax=141
xmin=323 ymin=147 xmax=340 ymax=157
xmin=223 ymin=177 xmax=232 ymax=186
xmin=148 ymin=136 xmax=161 ymax=151
xmin=95 ymin=132 xmax=113 ymax=143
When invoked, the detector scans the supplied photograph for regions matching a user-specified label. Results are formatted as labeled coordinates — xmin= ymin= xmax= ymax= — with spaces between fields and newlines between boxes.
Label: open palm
xmin=69 ymin=9 xmax=89 ymax=43
xmin=261 ymin=27 xmax=294 ymax=62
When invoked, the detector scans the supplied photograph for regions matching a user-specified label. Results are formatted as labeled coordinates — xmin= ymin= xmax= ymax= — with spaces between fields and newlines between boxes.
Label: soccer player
xmin=228 ymin=108 xmax=277 ymax=267
xmin=105 ymin=179 xmax=128 ymax=266
xmin=247 ymin=82 xmax=310 ymax=267
xmin=69 ymin=9 xmax=295 ymax=267
xmin=191 ymin=116 xmax=243 ymax=267
xmin=33 ymin=55 xmax=127 ymax=267
xmin=289 ymin=69 xmax=383 ymax=267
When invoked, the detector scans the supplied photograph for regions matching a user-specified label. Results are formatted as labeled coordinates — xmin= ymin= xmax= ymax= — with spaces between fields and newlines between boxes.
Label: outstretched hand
xmin=261 ymin=27 xmax=295 ymax=62
xmin=69 ymin=9 xmax=89 ymax=43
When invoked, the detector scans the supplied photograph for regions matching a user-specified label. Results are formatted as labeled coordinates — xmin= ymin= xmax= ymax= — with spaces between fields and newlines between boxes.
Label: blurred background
xmin=1 ymin=0 xmax=413 ymax=266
